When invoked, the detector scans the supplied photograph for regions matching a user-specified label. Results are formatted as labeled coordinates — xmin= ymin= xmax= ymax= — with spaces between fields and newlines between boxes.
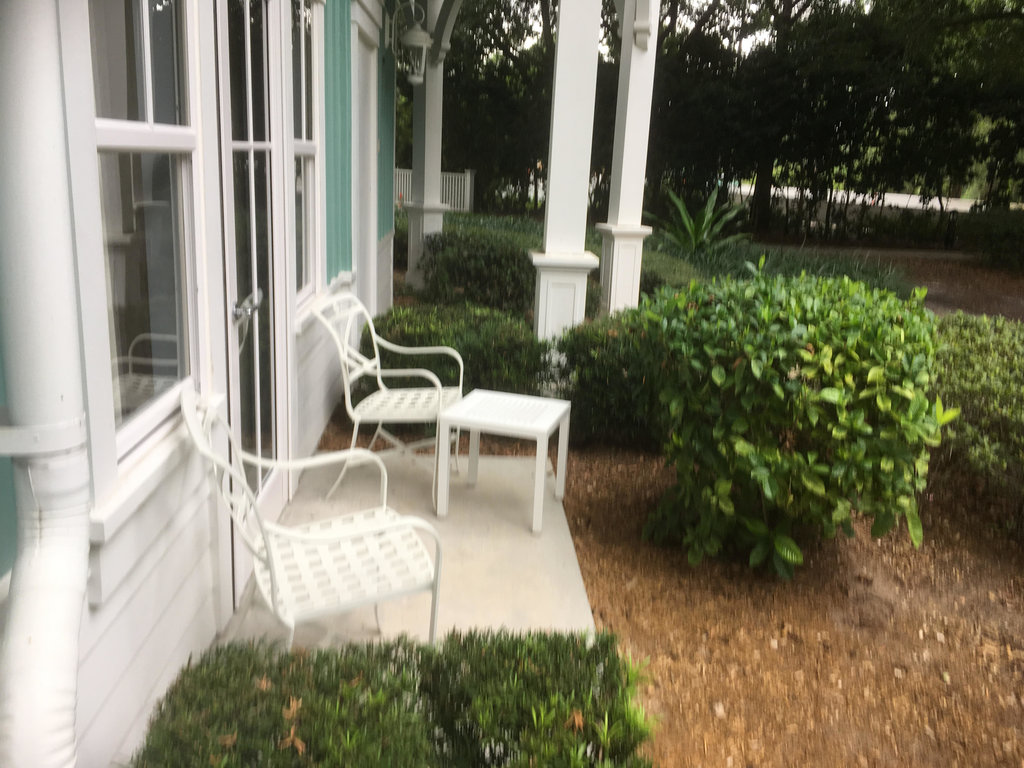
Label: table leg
xmin=436 ymin=419 xmax=451 ymax=518
xmin=468 ymin=429 xmax=480 ymax=486
xmin=532 ymin=438 xmax=546 ymax=533
xmin=555 ymin=411 xmax=569 ymax=501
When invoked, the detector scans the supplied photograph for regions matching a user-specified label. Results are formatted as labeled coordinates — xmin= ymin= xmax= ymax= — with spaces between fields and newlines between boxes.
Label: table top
xmin=440 ymin=389 xmax=570 ymax=435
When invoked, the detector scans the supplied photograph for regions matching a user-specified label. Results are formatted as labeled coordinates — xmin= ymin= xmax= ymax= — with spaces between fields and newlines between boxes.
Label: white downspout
xmin=0 ymin=1 xmax=93 ymax=767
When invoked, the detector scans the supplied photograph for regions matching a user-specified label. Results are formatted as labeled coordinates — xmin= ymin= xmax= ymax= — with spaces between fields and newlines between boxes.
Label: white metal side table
xmin=435 ymin=389 xmax=571 ymax=533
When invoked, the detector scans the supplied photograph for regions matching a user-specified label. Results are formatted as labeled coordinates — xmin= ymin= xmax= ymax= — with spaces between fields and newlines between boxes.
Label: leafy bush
xmin=555 ymin=312 xmax=662 ymax=449
xmin=370 ymin=303 xmax=551 ymax=395
xmin=934 ymin=312 xmax=1024 ymax=494
xmin=132 ymin=633 xmax=651 ymax=767
xmin=958 ymin=208 xmax=1024 ymax=271
xmin=640 ymin=267 xmax=957 ymax=578
xmin=132 ymin=640 xmax=432 ymax=767
xmin=646 ymin=187 xmax=748 ymax=266
xmin=421 ymin=231 xmax=535 ymax=314
xmin=423 ymin=631 xmax=651 ymax=767
xmin=393 ymin=207 xmax=409 ymax=270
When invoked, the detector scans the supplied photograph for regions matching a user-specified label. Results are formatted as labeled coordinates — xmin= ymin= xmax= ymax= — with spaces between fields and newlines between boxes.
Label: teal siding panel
xmin=0 ymin=349 xmax=16 ymax=577
xmin=325 ymin=0 xmax=353 ymax=277
xmin=377 ymin=39 xmax=396 ymax=240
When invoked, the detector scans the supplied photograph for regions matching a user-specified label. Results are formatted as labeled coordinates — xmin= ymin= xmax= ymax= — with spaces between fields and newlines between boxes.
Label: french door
xmin=218 ymin=0 xmax=289 ymax=600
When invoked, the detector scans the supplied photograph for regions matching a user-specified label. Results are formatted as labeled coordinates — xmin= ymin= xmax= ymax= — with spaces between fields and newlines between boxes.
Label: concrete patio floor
xmin=218 ymin=449 xmax=595 ymax=648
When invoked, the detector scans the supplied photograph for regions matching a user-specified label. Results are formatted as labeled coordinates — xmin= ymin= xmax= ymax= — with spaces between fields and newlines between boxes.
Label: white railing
xmin=394 ymin=168 xmax=475 ymax=212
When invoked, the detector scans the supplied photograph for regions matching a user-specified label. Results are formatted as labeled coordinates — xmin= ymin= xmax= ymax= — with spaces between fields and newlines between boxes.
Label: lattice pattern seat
xmin=255 ymin=508 xmax=437 ymax=625
xmin=354 ymin=386 xmax=462 ymax=425
xmin=180 ymin=388 xmax=442 ymax=647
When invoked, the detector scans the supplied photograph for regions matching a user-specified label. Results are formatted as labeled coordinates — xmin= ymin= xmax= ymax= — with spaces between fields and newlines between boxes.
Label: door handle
xmin=232 ymin=288 xmax=264 ymax=322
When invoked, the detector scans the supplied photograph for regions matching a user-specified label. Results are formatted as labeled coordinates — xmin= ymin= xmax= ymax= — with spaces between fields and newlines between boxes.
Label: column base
xmin=596 ymin=223 xmax=652 ymax=315
xmin=530 ymin=251 xmax=599 ymax=340
xmin=404 ymin=201 xmax=447 ymax=288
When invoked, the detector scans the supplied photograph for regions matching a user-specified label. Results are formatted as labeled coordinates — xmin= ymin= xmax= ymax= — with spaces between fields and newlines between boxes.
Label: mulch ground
xmin=560 ymin=252 xmax=1024 ymax=767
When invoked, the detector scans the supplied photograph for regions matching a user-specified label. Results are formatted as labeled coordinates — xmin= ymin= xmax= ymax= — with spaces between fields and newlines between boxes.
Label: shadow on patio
xmin=218 ymin=449 xmax=595 ymax=648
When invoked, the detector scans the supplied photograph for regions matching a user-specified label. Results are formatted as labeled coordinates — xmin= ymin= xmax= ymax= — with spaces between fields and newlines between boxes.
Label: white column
xmin=0 ymin=2 xmax=92 ymax=767
xmin=406 ymin=0 xmax=445 ymax=288
xmin=599 ymin=0 xmax=661 ymax=314
xmin=532 ymin=0 xmax=602 ymax=340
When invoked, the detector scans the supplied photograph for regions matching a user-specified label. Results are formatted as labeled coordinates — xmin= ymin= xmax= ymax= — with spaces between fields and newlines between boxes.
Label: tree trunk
xmin=751 ymin=155 xmax=775 ymax=234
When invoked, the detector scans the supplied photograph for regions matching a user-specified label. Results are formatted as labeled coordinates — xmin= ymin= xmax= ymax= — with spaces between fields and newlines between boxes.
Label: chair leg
xmin=326 ymin=422 xmax=360 ymax=498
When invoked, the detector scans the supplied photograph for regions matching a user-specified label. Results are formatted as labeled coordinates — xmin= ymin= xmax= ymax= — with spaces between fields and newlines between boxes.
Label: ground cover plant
xmin=132 ymin=632 xmax=651 ymax=768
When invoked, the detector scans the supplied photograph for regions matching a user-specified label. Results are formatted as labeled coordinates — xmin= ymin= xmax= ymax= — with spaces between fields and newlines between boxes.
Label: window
xmin=98 ymin=152 xmax=189 ymax=427
xmin=89 ymin=0 xmax=196 ymax=444
xmin=292 ymin=0 xmax=318 ymax=297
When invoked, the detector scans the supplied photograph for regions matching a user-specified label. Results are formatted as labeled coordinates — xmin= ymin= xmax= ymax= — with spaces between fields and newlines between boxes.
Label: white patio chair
xmin=312 ymin=293 xmax=464 ymax=497
xmin=180 ymin=387 xmax=442 ymax=647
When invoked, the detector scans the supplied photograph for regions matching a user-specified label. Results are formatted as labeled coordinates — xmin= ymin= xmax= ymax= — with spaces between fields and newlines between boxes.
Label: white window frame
xmin=87 ymin=0 xmax=205 ymax=463
xmin=289 ymin=0 xmax=326 ymax=315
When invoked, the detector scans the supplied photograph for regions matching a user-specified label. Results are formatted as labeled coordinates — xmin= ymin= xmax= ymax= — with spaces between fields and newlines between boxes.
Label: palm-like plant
xmin=648 ymin=187 xmax=748 ymax=263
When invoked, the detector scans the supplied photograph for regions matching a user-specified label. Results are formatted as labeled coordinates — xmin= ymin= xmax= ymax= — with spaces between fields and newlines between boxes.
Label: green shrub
xmin=957 ymin=208 xmax=1024 ymax=271
xmin=555 ymin=312 xmax=662 ymax=449
xmin=422 ymin=631 xmax=651 ymax=767
xmin=132 ymin=633 xmax=652 ymax=768
xmin=370 ymin=303 xmax=551 ymax=396
xmin=394 ymin=208 xmax=409 ymax=270
xmin=421 ymin=231 xmax=535 ymax=314
xmin=132 ymin=640 xmax=432 ymax=767
xmin=640 ymin=267 xmax=957 ymax=578
xmin=934 ymin=312 xmax=1024 ymax=494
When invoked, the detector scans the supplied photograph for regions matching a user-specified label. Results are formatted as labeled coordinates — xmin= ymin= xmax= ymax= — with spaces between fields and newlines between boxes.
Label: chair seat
xmin=354 ymin=386 xmax=462 ymax=425
xmin=253 ymin=507 xmax=436 ymax=625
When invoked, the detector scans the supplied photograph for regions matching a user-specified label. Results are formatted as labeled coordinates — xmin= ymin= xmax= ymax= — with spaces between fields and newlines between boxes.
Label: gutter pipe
xmin=0 ymin=1 xmax=93 ymax=766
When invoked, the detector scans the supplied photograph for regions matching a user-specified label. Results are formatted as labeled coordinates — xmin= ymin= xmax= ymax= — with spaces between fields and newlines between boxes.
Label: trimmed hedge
xmin=421 ymin=231 xmax=535 ymax=314
xmin=958 ymin=209 xmax=1024 ymax=271
xmin=369 ymin=304 xmax=551 ymax=396
xmin=934 ymin=311 xmax=1024 ymax=494
xmin=131 ymin=632 xmax=652 ymax=768
xmin=640 ymin=269 xmax=956 ymax=577
xmin=555 ymin=313 xmax=661 ymax=449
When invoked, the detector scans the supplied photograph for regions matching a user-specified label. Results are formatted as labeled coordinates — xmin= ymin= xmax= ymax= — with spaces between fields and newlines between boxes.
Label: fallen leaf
xmin=255 ymin=676 xmax=272 ymax=692
xmin=279 ymin=724 xmax=306 ymax=755
xmin=282 ymin=696 xmax=302 ymax=721
xmin=218 ymin=733 xmax=237 ymax=748
xmin=564 ymin=709 xmax=584 ymax=732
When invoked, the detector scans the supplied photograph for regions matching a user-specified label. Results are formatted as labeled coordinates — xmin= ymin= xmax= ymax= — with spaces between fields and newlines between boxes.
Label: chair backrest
xmin=311 ymin=293 xmax=386 ymax=416
xmin=179 ymin=388 xmax=270 ymax=570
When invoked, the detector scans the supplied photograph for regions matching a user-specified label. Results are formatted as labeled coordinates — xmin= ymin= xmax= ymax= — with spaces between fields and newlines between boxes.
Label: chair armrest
xmin=376 ymin=338 xmax=464 ymax=390
xmin=377 ymin=367 xmax=444 ymax=392
xmin=238 ymin=447 xmax=388 ymax=506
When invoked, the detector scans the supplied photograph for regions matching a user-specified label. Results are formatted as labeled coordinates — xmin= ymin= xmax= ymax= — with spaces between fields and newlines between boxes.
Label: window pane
xmin=250 ymin=0 xmax=268 ymax=142
xmin=292 ymin=0 xmax=303 ymax=140
xmin=98 ymin=152 xmax=189 ymax=426
xmin=150 ymin=0 xmax=189 ymax=125
xmin=295 ymin=157 xmax=308 ymax=290
xmin=303 ymin=3 xmax=313 ymax=141
xmin=227 ymin=0 xmax=249 ymax=140
xmin=90 ymin=0 xmax=145 ymax=121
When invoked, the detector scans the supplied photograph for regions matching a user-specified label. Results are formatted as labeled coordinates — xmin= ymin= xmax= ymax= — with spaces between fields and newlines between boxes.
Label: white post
xmin=406 ymin=0 xmax=446 ymax=288
xmin=464 ymin=168 xmax=475 ymax=212
xmin=598 ymin=0 xmax=661 ymax=314
xmin=0 ymin=2 xmax=92 ymax=767
xmin=532 ymin=0 xmax=602 ymax=340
